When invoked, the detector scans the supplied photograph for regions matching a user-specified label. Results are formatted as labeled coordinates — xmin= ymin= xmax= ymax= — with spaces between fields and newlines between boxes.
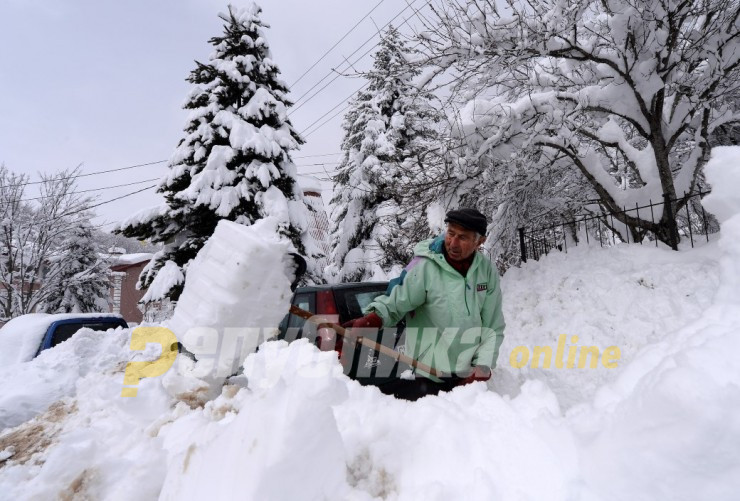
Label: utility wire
xmin=18 ymin=178 xmax=159 ymax=203
xmin=20 ymin=160 xmax=167 ymax=187
xmin=288 ymin=43 xmax=377 ymax=117
xmin=288 ymin=0 xmax=389 ymax=89
xmin=302 ymin=102 xmax=353 ymax=138
xmin=289 ymin=0 xmax=422 ymax=114
xmin=34 ymin=185 xmax=157 ymax=225
xmin=295 ymin=161 xmax=342 ymax=167
xmin=293 ymin=152 xmax=342 ymax=159
xmin=299 ymin=81 xmax=370 ymax=136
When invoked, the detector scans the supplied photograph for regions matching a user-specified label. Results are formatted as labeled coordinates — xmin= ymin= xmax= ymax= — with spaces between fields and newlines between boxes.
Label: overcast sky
xmin=0 ymin=0 xmax=430 ymax=230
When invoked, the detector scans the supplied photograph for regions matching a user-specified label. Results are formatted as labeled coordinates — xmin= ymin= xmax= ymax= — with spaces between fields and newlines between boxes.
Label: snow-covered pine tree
xmin=42 ymin=221 xmax=111 ymax=314
xmin=116 ymin=3 xmax=319 ymax=302
xmin=329 ymin=26 xmax=440 ymax=282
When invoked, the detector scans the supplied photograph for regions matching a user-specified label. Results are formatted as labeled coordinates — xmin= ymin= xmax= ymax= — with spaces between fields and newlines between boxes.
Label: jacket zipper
xmin=464 ymin=279 xmax=470 ymax=315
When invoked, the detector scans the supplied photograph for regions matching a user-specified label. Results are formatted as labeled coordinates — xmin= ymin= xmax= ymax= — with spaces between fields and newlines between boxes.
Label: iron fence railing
xmin=518 ymin=191 xmax=719 ymax=263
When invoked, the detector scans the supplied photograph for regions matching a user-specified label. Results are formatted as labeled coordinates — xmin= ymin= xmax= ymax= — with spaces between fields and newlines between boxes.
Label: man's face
xmin=444 ymin=223 xmax=486 ymax=261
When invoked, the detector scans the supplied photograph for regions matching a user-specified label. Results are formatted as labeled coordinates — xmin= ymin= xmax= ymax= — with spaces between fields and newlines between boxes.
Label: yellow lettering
xmin=531 ymin=346 xmax=552 ymax=368
xmin=555 ymin=334 xmax=566 ymax=369
xmin=602 ymin=346 xmax=621 ymax=368
xmin=510 ymin=346 xmax=530 ymax=368
xmin=566 ymin=335 xmax=579 ymax=368
xmin=578 ymin=346 xmax=600 ymax=368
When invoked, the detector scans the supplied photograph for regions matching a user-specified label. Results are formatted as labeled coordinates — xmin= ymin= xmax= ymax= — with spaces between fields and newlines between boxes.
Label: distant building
xmin=108 ymin=251 xmax=153 ymax=324
xmin=297 ymin=175 xmax=331 ymax=267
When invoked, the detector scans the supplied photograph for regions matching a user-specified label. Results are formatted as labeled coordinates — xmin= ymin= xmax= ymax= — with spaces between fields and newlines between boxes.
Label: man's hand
xmin=341 ymin=312 xmax=383 ymax=329
xmin=460 ymin=365 xmax=492 ymax=386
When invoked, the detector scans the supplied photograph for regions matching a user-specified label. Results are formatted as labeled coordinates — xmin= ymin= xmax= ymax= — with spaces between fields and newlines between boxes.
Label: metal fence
xmin=518 ymin=191 xmax=719 ymax=263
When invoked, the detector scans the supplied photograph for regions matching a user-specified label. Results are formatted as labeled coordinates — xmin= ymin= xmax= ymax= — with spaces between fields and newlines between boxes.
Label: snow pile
xmin=155 ymin=339 xmax=584 ymax=500
xmin=110 ymin=252 xmax=154 ymax=267
xmin=0 ymin=325 xmax=172 ymax=499
xmin=0 ymin=324 xmax=134 ymax=430
xmin=567 ymin=146 xmax=740 ymax=500
xmin=166 ymin=218 xmax=293 ymax=380
xmin=158 ymin=341 xmax=349 ymax=500
xmin=497 ymin=241 xmax=720 ymax=408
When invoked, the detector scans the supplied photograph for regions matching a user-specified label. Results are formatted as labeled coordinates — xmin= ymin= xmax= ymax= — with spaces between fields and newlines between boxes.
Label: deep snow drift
xmin=1 ymin=148 xmax=739 ymax=500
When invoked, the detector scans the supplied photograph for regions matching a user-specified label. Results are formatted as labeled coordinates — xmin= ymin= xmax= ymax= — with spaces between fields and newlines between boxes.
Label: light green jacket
xmin=366 ymin=236 xmax=505 ymax=380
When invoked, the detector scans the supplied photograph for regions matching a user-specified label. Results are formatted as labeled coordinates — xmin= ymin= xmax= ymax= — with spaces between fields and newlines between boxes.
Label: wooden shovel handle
xmin=288 ymin=304 xmax=444 ymax=378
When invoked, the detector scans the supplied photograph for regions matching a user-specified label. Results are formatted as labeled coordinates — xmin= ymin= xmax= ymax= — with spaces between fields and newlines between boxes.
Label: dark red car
xmin=278 ymin=282 xmax=408 ymax=386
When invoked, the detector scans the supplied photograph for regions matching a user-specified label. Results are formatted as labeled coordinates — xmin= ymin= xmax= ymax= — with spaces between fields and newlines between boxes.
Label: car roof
xmin=294 ymin=281 xmax=389 ymax=293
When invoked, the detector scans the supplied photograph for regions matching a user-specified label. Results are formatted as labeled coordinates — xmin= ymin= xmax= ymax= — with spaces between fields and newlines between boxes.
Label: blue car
xmin=0 ymin=313 xmax=128 ymax=365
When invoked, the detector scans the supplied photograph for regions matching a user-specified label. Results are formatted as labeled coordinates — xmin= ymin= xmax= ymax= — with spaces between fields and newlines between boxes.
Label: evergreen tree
xmin=116 ymin=3 xmax=318 ymax=301
xmin=329 ymin=26 xmax=440 ymax=282
xmin=42 ymin=221 xmax=111 ymax=314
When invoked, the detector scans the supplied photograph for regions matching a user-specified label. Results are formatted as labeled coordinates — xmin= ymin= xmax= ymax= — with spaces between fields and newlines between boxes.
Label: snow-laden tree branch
xmin=418 ymin=0 xmax=740 ymax=248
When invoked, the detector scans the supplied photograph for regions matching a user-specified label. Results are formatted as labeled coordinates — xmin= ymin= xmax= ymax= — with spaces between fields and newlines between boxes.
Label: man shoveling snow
xmin=344 ymin=208 xmax=506 ymax=400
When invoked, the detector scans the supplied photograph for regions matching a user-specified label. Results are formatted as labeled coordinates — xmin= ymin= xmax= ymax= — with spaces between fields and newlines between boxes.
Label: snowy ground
xmin=1 ymin=149 xmax=739 ymax=500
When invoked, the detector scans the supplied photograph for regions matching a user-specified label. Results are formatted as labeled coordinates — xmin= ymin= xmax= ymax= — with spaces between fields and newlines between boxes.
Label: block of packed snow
xmin=166 ymin=217 xmax=294 ymax=378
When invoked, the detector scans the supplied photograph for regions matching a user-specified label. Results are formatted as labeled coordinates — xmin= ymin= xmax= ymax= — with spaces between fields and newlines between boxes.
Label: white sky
xmin=0 ymin=0 xmax=430 ymax=231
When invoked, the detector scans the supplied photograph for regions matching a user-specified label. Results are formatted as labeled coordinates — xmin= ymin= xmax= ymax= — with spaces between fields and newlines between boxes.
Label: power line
xmin=288 ymin=0 xmax=423 ymax=115
xmin=34 ymin=185 xmax=157 ymax=225
xmin=288 ymin=43 xmax=376 ymax=117
xmin=18 ymin=178 xmax=160 ymax=203
xmin=299 ymin=81 xmax=370 ymax=136
xmin=302 ymin=102 xmax=352 ymax=138
xmin=295 ymin=161 xmax=342 ymax=167
xmin=288 ymin=0 xmax=389 ymax=89
xmin=21 ymin=160 xmax=167 ymax=187
xmin=293 ymin=152 xmax=342 ymax=159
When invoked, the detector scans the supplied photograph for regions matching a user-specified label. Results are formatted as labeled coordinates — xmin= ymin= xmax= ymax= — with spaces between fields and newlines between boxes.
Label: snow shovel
xmin=288 ymin=304 xmax=446 ymax=379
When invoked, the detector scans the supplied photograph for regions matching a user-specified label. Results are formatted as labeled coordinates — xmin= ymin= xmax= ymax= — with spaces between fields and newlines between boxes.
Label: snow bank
xmin=158 ymin=341 xmax=349 ymax=500
xmin=155 ymin=339 xmax=586 ymax=501
xmin=0 ymin=325 xmax=172 ymax=499
xmin=565 ymin=145 xmax=740 ymax=501
xmin=497 ymin=241 xmax=720 ymax=407
xmin=0 ymin=324 xmax=133 ymax=430
xmin=167 ymin=217 xmax=293 ymax=379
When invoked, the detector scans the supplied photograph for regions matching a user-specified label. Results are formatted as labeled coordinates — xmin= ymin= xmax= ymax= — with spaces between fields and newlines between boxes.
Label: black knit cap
xmin=444 ymin=208 xmax=488 ymax=236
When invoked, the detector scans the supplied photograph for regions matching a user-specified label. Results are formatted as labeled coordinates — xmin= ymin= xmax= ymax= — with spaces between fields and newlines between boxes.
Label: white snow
xmin=166 ymin=218 xmax=293 ymax=381
xmin=111 ymin=253 xmax=154 ymax=266
xmin=296 ymin=174 xmax=323 ymax=193
xmin=703 ymin=146 xmax=740 ymax=223
xmin=0 ymin=324 xmax=132 ymax=430
xmin=140 ymin=260 xmax=184 ymax=304
xmin=1 ymin=150 xmax=739 ymax=499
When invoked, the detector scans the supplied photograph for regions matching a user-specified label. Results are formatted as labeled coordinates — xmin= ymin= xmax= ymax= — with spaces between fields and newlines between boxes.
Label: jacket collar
xmin=419 ymin=235 xmax=482 ymax=277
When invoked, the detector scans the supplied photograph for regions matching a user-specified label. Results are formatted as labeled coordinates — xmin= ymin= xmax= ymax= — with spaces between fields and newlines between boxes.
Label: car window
xmin=334 ymin=285 xmax=388 ymax=322
xmin=355 ymin=291 xmax=385 ymax=314
xmin=50 ymin=321 xmax=124 ymax=348
xmin=288 ymin=293 xmax=312 ymax=330
xmin=50 ymin=323 xmax=84 ymax=347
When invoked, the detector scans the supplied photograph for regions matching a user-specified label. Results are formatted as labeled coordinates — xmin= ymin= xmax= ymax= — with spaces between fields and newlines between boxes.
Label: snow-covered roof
xmin=296 ymin=174 xmax=322 ymax=194
xmin=0 ymin=312 xmax=123 ymax=366
xmin=111 ymin=253 xmax=153 ymax=266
